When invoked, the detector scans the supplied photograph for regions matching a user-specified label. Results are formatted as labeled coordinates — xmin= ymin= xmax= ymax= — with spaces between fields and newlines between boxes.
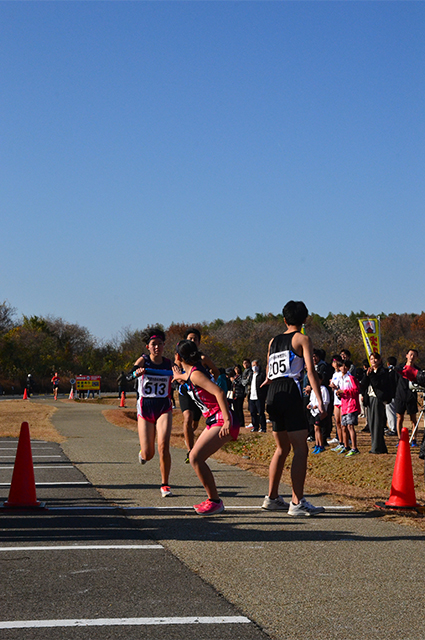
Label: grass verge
xmin=0 ymin=399 xmax=64 ymax=442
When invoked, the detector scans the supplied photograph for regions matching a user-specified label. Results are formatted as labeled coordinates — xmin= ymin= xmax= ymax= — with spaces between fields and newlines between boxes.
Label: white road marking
xmin=0 ymin=544 xmax=163 ymax=551
xmin=0 ymin=455 xmax=62 ymax=458
xmin=48 ymin=504 xmax=353 ymax=512
xmin=0 ymin=448 xmax=55 ymax=451
xmin=0 ymin=481 xmax=90 ymax=486
xmin=0 ymin=616 xmax=251 ymax=629
xmin=0 ymin=466 xmax=74 ymax=469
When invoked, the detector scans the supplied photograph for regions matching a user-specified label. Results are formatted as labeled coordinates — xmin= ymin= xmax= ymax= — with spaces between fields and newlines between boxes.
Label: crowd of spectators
xmin=219 ymin=347 xmax=424 ymax=459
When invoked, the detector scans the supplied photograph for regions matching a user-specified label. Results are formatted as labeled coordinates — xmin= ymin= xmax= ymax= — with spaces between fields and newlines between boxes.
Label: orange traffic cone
xmin=2 ymin=422 xmax=46 ymax=509
xmin=120 ymin=392 xmax=126 ymax=408
xmin=69 ymin=387 xmax=74 ymax=400
xmin=384 ymin=427 xmax=418 ymax=509
xmin=23 ymin=388 xmax=28 ymax=400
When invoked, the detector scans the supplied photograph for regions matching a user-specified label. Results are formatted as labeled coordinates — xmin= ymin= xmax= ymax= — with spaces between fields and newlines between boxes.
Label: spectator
xmin=329 ymin=355 xmax=343 ymax=447
xmin=385 ymin=357 xmax=398 ymax=436
xmin=340 ymin=349 xmax=357 ymax=375
xmin=216 ymin=368 xmax=229 ymax=393
xmin=308 ymin=371 xmax=330 ymax=454
xmin=395 ymin=349 xmax=419 ymax=445
xmin=336 ymin=359 xmax=360 ymax=457
xmin=117 ymin=371 xmax=128 ymax=399
xmin=360 ymin=352 xmax=390 ymax=454
xmin=26 ymin=374 xmax=33 ymax=398
xmin=231 ymin=364 xmax=246 ymax=428
xmin=241 ymin=359 xmax=252 ymax=395
xmin=247 ymin=359 xmax=267 ymax=432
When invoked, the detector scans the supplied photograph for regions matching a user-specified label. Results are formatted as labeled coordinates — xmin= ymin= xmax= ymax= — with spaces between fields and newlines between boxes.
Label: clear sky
xmin=1 ymin=1 xmax=424 ymax=342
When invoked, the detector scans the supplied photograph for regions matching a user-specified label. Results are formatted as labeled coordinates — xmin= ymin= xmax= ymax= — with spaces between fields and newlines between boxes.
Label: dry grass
xmin=0 ymin=400 xmax=65 ymax=442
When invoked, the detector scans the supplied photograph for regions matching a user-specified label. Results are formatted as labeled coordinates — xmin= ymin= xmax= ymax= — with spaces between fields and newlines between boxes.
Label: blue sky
xmin=1 ymin=1 xmax=424 ymax=342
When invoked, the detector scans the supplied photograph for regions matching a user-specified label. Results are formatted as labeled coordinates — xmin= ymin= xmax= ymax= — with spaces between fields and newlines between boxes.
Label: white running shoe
xmin=261 ymin=495 xmax=290 ymax=511
xmin=288 ymin=497 xmax=325 ymax=517
xmin=138 ymin=451 xmax=146 ymax=465
xmin=327 ymin=438 xmax=339 ymax=445
xmin=160 ymin=485 xmax=173 ymax=497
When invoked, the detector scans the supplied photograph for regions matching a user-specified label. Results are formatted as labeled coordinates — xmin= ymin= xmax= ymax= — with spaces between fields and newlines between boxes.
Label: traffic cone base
xmin=1 ymin=422 xmax=47 ymax=510
xmin=384 ymin=427 xmax=418 ymax=509
xmin=119 ymin=392 xmax=126 ymax=408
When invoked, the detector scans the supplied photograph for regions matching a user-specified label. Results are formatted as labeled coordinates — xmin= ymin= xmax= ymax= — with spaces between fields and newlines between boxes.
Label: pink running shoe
xmin=193 ymin=499 xmax=224 ymax=516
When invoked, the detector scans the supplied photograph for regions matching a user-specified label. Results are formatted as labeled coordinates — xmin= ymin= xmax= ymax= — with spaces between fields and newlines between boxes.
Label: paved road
xmin=1 ymin=399 xmax=425 ymax=640
xmin=0 ymin=436 xmax=266 ymax=640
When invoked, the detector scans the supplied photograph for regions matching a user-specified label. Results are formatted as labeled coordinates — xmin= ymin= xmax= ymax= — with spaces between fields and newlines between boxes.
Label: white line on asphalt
xmin=0 ymin=616 xmax=251 ymax=629
xmin=0 ymin=481 xmax=90 ymax=486
xmin=0 ymin=544 xmax=163 ymax=551
xmin=48 ymin=504 xmax=353 ymax=512
xmin=121 ymin=505 xmax=354 ymax=511
xmin=0 ymin=466 xmax=74 ymax=469
xmin=0 ymin=447 xmax=55 ymax=450
xmin=0 ymin=455 xmax=62 ymax=458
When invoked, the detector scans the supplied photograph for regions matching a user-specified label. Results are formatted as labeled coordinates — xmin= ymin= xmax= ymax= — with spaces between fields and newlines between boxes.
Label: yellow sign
xmin=76 ymin=375 xmax=101 ymax=391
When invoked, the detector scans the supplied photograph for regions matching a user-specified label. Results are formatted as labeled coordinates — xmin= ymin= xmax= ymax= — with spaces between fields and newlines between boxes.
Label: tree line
xmin=1 ymin=301 xmax=424 ymax=394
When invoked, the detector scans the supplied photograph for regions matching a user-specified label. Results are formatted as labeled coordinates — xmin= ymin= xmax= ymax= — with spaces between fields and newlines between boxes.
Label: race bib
xmin=268 ymin=350 xmax=290 ymax=380
xmin=141 ymin=375 xmax=169 ymax=398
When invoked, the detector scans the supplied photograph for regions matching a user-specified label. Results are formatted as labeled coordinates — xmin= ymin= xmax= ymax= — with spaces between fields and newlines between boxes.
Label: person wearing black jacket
xmin=247 ymin=360 xmax=267 ymax=432
xmin=360 ymin=352 xmax=390 ymax=454
xmin=231 ymin=364 xmax=246 ymax=429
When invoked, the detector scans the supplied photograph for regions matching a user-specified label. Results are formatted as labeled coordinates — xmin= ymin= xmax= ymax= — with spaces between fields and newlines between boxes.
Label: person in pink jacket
xmin=336 ymin=360 xmax=361 ymax=457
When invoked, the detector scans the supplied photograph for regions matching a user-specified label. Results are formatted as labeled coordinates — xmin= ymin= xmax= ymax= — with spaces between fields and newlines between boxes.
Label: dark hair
xmin=371 ymin=351 xmax=381 ymax=359
xmin=340 ymin=349 xmax=351 ymax=357
xmin=341 ymin=359 xmax=352 ymax=368
xmin=142 ymin=325 xmax=165 ymax=345
xmin=387 ymin=356 xmax=397 ymax=367
xmin=362 ymin=359 xmax=369 ymax=367
xmin=234 ymin=364 xmax=242 ymax=375
xmin=332 ymin=355 xmax=343 ymax=365
xmin=313 ymin=349 xmax=321 ymax=358
xmin=282 ymin=300 xmax=308 ymax=326
xmin=176 ymin=339 xmax=199 ymax=365
xmin=184 ymin=327 xmax=201 ymax=341
xmin=407 ymin=348 xmax=419 ymax=357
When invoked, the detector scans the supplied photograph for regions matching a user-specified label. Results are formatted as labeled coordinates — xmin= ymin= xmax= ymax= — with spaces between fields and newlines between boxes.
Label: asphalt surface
xmin=1 ymin=398 xmax=425 ymax=640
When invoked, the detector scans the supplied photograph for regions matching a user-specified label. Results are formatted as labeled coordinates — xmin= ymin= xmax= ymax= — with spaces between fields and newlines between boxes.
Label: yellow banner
xmin=358 ymin=318 xmax=380 ymax=364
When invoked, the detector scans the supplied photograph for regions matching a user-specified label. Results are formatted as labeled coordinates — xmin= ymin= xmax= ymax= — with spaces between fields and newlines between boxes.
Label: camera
xmin=409 ymin=369 xmax=425 ymax=393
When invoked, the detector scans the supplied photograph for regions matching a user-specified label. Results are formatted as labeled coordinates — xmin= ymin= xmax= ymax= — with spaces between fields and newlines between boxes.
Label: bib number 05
xmin=268 ymin=351 xmax=290 ymax=380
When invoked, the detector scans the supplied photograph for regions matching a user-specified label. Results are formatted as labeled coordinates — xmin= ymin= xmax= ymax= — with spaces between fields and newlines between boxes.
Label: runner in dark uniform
xmin=261 ymin=301 xmax=326 ymax=516
xmin=132 ymin=327 xmax=173 ymax=498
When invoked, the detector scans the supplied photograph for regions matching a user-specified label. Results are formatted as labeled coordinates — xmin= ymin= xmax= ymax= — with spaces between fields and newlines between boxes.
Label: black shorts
xmin=266 ymin=378 xmax=308 ymax=433
xmin=179 ymin=388 xmax=202 ymax=422
xmin=395 ymin=378 xmax=418 ymax=416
